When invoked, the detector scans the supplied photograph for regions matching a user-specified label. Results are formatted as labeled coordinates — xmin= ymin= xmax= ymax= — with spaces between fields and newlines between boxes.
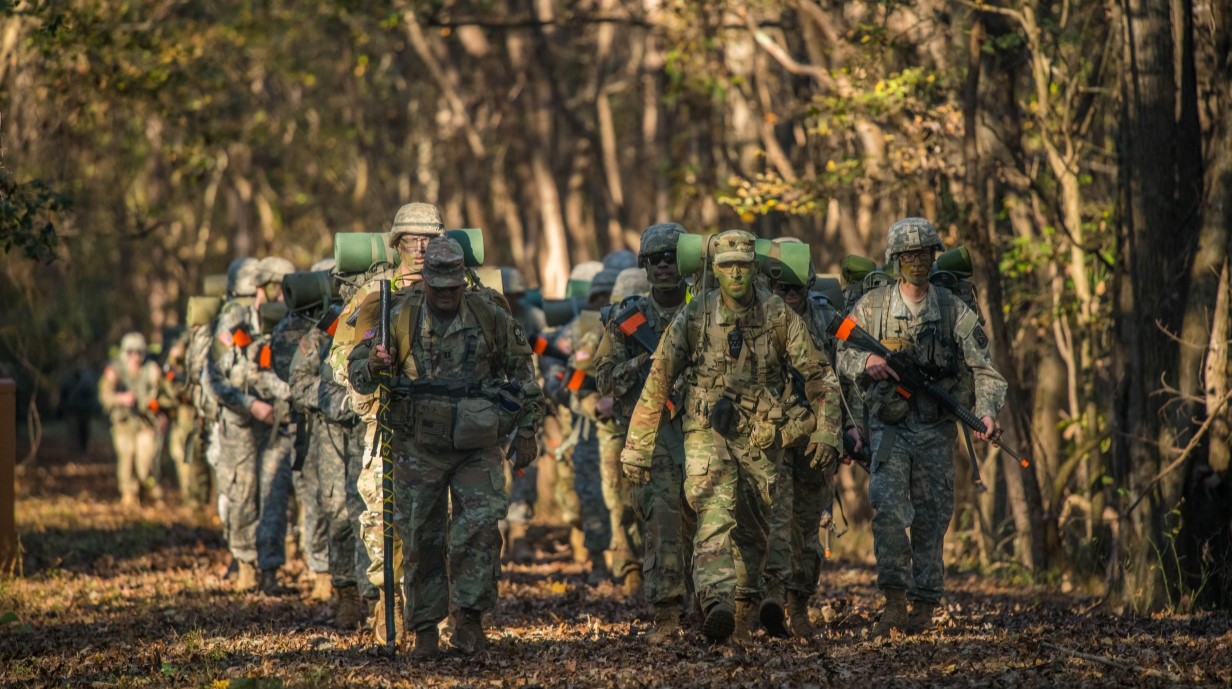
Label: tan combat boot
xmin=372 ymin=589 xmax=404 ymax=647
xmin=235 ymin=561 xmax=258 ymax=593
xmin=644 ymin=602 xmax=680 ymax=643
xmin=870 ymin=588 xmax=909 ymax=638
xmin=569 ymin=527 xmax=588 ymax=564
xmin=759 ymin=588 xmax=790 ymax=638
xmin=906 ymin=600 xmax=938 ymax=634
xmin=334 ymin=585 xmax=363 ymax=630
xmin=451 ymin=609 xmax=487 ymax=655
xmin=731 ymin=599 xmax=753 ymax=643
xmin=310 ymin=572 xmax=333 ymax=602
xmin=788 ymin=592 xmax=816 ymax=638
xmin=622 ymin=568 xmax=643 ymax=599
xmin=411 ymin=625 xmax=440 ymax=660
xmin=701 ymin=601 xmax=735 ymax=643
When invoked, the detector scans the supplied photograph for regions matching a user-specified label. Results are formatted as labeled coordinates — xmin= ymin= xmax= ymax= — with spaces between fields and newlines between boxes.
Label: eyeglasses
xmin=713 ymin=260 xmax=752 ymax=273
xmin=398 ymin=236 xmax=431 ymax=251
xmin=897 ymin=250 xmax=934 ymax=265
xmin=643 ymin=251 xmax=676 ymax=267
xmin=772 ymin=282 xmax=806 ymax=295
xmin=125 ymin=349 xmax=145 ymax=356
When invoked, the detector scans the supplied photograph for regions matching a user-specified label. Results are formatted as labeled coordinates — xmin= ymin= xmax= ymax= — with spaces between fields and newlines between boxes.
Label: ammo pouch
xmin=453 ymin=397 xmax=500 ymax=450
xmin=413 ymin=397 xmax=455 ymax=449
xmin=778 ymin=403 xmax=815 ymax=449
xmin=864 ymin=379 xmax=909 ymax=424
xmin=710 ymin=397 xmax=740 ymax=439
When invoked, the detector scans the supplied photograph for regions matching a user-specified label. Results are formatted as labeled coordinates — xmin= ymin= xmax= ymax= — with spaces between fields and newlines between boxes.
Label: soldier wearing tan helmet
xmin=99 ymin=332 xmax=167 ymax=509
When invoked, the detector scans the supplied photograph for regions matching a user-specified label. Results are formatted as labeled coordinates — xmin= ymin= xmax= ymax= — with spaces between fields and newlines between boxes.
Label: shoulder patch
xmin=973 ymin=325 xmax=989 ymax=349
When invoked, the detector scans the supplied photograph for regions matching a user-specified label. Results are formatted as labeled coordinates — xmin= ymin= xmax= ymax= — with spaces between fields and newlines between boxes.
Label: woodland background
xmin=2 ymin=0 xmax=1231 ymax=614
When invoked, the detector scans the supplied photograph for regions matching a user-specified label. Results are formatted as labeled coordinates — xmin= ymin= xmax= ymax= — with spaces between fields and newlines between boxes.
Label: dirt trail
xmin=2 ymin=443 xmax=1229 ymax=688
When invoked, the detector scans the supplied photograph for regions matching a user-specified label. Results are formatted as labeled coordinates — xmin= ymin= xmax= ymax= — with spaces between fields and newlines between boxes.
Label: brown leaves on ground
xmin=3 ymin=447 xmax=1231 ymax=688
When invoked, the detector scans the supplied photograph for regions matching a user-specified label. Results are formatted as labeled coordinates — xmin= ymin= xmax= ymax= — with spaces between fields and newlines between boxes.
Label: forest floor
xmin=2 ymin=428 xmax=1231 ymax=688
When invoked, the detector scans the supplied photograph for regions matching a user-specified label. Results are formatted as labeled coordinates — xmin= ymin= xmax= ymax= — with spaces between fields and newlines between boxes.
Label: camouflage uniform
xmin=621 ymin=231 xmax=842 ymax=639
xmin=348 ymin=237 xmax=543 ymax=635
xmin=594 ymin=265 xmax=693 ymax=608
xmin=291 ymin=321 xmax=374 ymax=598
xmin=836 ymin=218 xmax=1007 ymax=608
xmin=163 ymin=329 xmax=212 ymax=507
xmin=501 ymin=267 xmax=546 ymax=540
xmin=206 ymin=292 xmax=295 ymax=573
xmin=98 ymin=333 xmax=165 ymax=505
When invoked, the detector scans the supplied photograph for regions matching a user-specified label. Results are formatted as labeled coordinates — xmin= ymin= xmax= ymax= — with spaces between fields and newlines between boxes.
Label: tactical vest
xmin=606 ymin=294 xmax=680 ymax=423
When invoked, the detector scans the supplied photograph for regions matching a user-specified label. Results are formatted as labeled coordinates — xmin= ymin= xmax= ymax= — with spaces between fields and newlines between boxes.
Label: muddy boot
xmin=260 ymin=568 xmax=290 ymax=596
xmin=906 ymin=600 xmax=938 ymax=634
xmin=411 ymin=625 xmax=440 ymax=660
xmin=732 ymin=599 xmax=754 ymax=643
xmin=701 ymin=601 xmax=735 ymax=643
xmin=451 ymin=609 xmax=487 ymax=655
xmin=870 ymin=588 xmax=909 ymax=639
xmin=644 ymin=602 xmax=680 ymax=644
xmin=760 ymin=591 xmax=790 ymax=639
xmin=334 ymin=585 xmax=363 ymax=630
xmin=569 ymin=527 xmax=589 ymax=564
xmin=235 ymin=561 xmax=258 ymax=593
xmin=622 ymin=568 xmax=643 ymax=599
xmin=788 ymin=592 xmax=816 ymax=638
xmin=309 ymin=572 xmax=333 ymax=602
xmin=372 ymin=589 xmax=404 ymax=647
xmin=508 ymin=521 xmax=535 ymax=563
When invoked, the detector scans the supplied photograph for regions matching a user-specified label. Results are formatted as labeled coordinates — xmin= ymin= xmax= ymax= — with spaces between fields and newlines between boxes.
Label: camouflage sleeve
xmin=98 ymin=365 xmax=119 ymax=412
xmin=318 ymin=358 xmax=355 ymax=424
xmin=593 ymin=322 xmax=644 ymax=399
xmin=289 ymin=328 xmax=327 ymax=413
xmin=953 ymin=300 xmax=1008 ymax=420
xmin=835 ymin=295 xmax=873 ymax=385
xmin=496 ymin=310 xmax=544 ymax=430
xmin=623 ymin=303 xmax=693 ymax=466
xmin=347 ymin=339 xmax=378 ymax=395
xmin=205 ymin=307 xmax=257 ymax=416
xmin=783 ymin=305 xmax=841 ymax=450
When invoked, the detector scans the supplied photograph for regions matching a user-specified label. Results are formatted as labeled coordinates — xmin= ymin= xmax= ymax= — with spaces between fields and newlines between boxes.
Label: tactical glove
xmin=806 ymin=439 xmax=839 ymax=472
xmin=510 ymin=433 xmax=539 ymax=471
xmin=620 ymin=448 xmax=650 ymax=486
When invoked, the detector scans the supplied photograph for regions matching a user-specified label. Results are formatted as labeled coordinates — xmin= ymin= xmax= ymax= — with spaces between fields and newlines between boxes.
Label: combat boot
xmin=906 ymin=600 xmax=938 ymax=634
xmin=119 ymin=492 xmax=140 ymax=511
xmin=411 ymin=625 xmax=440 ymax=660
xmin=644 ymin=602 xmax=680 ymax=643
xmin=701 ymin=601 xmax=735 ymax=643
xmin=260 ymin=568 xmax=290 ymax=596
xmin=451 ymin=609 xmax=487 ymax=655
xmin=759 ymin=586 xmax=790 ymax=638
xmin=788 ymin=591 xmax=816 ymax=638
xmin=731 ymin=599 xmax=753 ymax=643
xmin=569 ymin=527 xmax=588 ymax=564
xmin=310 ymin=572 xmax=333 ymax=602
xmin=870 ymin=588 xmax=909 ymax=638
xmin=622 ymin=568 xmax=643 ymax=598
xmin=235 ymin=561 xmax=258 ymax=593
xmin=586 ymin=557 xmax=611 ymax=587
xmin=372 ymin=589 xmax=404 ymax=647
xmin=334 ymin=585 xmax=363 ymax=630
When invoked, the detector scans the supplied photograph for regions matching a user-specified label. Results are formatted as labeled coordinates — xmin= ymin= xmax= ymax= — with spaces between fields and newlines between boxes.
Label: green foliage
xmin=0 ymin=172 xmax=70 ymax=263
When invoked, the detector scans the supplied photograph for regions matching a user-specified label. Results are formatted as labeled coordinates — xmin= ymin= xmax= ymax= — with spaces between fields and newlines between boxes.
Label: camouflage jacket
xmin=290 ymin=324 xmax=356 ymax=426
xmin=205 ymin=300 xmax=290 ymax=420
xmin=593 ymin=293 xmax=686 ymax=426
xmin=98 ymin=358 xmax=164 ymax=427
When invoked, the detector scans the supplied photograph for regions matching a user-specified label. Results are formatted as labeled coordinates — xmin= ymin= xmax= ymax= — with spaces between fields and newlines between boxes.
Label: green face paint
xmin=714 ymin=260 xmax=754 ymax=303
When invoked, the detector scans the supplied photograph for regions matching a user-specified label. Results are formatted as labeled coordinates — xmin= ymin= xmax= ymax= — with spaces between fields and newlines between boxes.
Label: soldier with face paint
xmin=837 ymin=217 xmax=1007 ymax=637
xmin=620 ymin=230 xmax=842 ymax=644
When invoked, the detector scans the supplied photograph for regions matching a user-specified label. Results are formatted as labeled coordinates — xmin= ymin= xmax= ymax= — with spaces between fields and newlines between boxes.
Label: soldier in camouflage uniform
xmin=99 ymin=332 xmax=166 ymax=508
xmin=330 ymin=202 xmax=444 ymax=642
xmin=762 ymin=238 xmax=847 ymax=637
xmin=595 ymin=223 xmax=696 ymax=640
xmin=350 ymin=236 xmax=543 ymax=658
xmin=836 ymin=218 xmax=1007 ymax=637
xmin=620 ymin=230 xmax=842 ymax=643
xmin=162 ymin=329 xmax=212 ymax=508
xmin=205 ymin=257 xmax=297 ymax=594
xmin=289 ymin=267 xmax=373 ymax=629
xmin=499 ymin=266 xmax=545 ymax=563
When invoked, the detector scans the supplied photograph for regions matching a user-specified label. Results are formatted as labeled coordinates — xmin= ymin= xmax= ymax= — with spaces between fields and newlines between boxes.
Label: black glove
xmin=511 ymin=433 xmax=539 ymax=471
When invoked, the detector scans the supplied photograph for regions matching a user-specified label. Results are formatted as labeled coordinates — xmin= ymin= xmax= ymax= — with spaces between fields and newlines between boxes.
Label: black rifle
xmin=829 ymin=315 xmax=1029 ymax=470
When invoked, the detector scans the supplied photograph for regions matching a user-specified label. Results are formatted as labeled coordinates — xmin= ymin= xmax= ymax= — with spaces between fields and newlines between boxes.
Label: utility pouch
xmin=865 ymin=380 xmax=909 ymax=424
xmin=778 ymin=403 xmax=816 ymax=448
xmin=710 ymin=396 xmax=740 ymax=439
xmin=413 ymin=397 xmax=455 ymax=449
xmin=453 ymin=397 xmax=500 ymax=450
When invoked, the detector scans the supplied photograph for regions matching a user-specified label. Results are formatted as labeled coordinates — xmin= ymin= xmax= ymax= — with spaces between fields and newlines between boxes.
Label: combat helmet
xmin=120 ymin=332 xmax=148 ymax=355
xmin=884 ymin=217 xmax=943 ymax=263
xmin=611 ymin=267 xmax=651 ymax=304
xmin=387 ymin=202 xmax=445 ymax=248
xmin=603 ymin=249 xmax=637 ymax=272
xmin=501 ymin=266 xmax=529 ymax=296
xmin=231 ymin=258 xmax=262 ymax=298
xmin=588 ymin=267 xmax=621 ymax=302
xmin=639 ymin=223 xmax=685 ymax=289
xmin=257 ymin=257 xmax=296 ymax=286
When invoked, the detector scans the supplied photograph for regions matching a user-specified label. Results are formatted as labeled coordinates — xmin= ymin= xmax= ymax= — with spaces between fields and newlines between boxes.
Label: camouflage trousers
xmin=683 ymin=418 xmax=780 ymax=608
xmin=766 ymin=446 xmax=833 ymax=597
xmin=313 ymin=417 xmax=374 ymax=597
xmin=635 ymin=416 xmax=694 ymax=606
xmin=868 ymin=422 xmax=956 ymax=604
xmin=393 ymin=439 xmax=508 ymax=629
xmin=168 ymin=408 xmax=210 ymax=507
xmin=215 ymin=410 xmax=294 ymax=570
xmin=597 ymin=421 xmax=642 ymax=578
xmin=293 ymin=423 xmax=330 ymax=575
xmin=110 ymin=419 xmax=162 ymax=502
xmin=571 ymin=423 xmax=610 ymax=559
xmin=357 ymin=427 xmax=405 ymax=591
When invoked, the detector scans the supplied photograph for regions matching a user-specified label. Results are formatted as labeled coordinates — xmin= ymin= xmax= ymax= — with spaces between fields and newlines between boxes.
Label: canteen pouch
xmin=453 ymin=397 xmax=501 ymax=450
xmin=778 ymin=403 xmax=816 ymax=449
xmin=413 ymin=397 xmax=455 ymax=449
xmin=710 ymin=396 xmax=740 ymax=439
xmin=865 ymin=379 xmax=909 ymax=424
